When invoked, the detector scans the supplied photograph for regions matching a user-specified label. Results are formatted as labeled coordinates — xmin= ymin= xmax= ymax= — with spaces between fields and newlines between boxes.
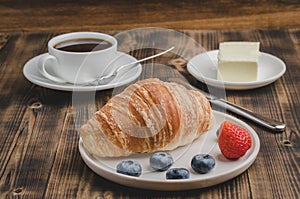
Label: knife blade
xmin=169 ymin=78 xmax=286 ymax=132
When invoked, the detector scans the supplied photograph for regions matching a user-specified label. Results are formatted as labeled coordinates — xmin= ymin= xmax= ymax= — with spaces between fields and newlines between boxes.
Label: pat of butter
xmin=217 ymin=42 xmax=260 ymax=82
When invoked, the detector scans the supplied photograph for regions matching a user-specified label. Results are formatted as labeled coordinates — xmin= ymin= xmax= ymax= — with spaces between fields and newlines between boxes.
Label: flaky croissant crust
xmin=80 ymin=78 xmax=213 ymax=158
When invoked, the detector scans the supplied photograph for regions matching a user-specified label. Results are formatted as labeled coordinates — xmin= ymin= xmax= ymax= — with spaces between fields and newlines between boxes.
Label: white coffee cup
xmin=38 ymin=32 xmax=118 ymax=84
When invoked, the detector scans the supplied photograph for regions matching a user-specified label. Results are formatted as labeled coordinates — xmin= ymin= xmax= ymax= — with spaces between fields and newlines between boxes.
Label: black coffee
xmin=54 ymin=38 xmax=113 ymax=52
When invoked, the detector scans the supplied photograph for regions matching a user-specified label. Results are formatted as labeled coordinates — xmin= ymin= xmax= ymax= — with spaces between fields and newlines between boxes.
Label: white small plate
xmin=23 ymin=52 xmax=142 ymax=91
xmin=187 ymin=50 xmax=286 ymax=90
xmin=79 ymin=111 xmax=260 ymax=191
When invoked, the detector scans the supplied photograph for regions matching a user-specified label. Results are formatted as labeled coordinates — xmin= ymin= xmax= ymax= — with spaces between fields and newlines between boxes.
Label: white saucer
xmin=187 ymin=50 xmax=286 ymax=90
xmin=23 ymin=52 xmax=142 ymax=91
xmin=79 ymin=111 xmax=260 ymax=191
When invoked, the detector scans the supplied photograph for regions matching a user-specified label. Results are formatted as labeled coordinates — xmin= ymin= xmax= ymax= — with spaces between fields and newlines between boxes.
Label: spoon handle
xmin=116 ymin=46 xmax=175 ymax=74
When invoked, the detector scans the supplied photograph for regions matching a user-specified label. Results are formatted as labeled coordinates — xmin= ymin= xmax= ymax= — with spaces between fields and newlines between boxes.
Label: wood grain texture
xmin=0 ymin=0 xmax=300 ymax=32
xmin=0 ymin=29 xmax=299 ymax=198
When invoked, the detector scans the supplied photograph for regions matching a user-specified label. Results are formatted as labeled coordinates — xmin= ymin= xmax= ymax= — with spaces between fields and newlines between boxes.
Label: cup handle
xmin=38 ymin=54 xmax=67 ymax=83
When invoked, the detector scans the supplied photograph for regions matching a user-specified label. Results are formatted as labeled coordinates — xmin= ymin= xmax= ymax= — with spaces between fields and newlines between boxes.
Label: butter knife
xmin=170 ymin=78 xmax=286 ymax=132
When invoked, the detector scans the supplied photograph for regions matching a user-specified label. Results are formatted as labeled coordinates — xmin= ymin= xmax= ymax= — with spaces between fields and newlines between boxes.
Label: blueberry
xmin=150 ymin=151 xmax=174 ymax=171
xmin=116 ymin=160 xmax=142 ymax=177
xmin=191 ymin=154 xmax=215 ymax=174
xmin=166 ymin=168 xmax=190 ymax=179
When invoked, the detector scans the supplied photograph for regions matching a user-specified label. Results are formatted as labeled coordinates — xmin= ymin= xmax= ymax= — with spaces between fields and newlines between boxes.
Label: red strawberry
xmin=218 ymin=121 xmax=252 ymax=159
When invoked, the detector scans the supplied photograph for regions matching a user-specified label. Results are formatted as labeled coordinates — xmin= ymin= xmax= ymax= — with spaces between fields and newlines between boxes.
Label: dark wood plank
xmin=0 ymin=0 xmax=300 ymax=32
xmin=0 ymin=32 xmax=73 ymax=198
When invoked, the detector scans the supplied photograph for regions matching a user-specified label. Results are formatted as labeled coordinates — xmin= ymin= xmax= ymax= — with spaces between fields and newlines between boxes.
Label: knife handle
xmin=211 ymin=98 xmax=286 ymax=132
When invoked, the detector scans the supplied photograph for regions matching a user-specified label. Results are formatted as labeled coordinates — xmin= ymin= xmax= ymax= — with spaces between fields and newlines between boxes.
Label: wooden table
xmin=0 ymin=0 xmax=300 ymax=198
xmin=0 ymin=28 xmax=299 ymax=198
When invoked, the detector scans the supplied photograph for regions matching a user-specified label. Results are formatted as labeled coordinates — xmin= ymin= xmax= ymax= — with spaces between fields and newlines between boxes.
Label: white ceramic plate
xmin=79 ymin=111 xmax=260 ymax=191
xmin=187 ymin=50 xmax=286 ymax=90
xmin=23 ymin=52 xmax=142 ymax=91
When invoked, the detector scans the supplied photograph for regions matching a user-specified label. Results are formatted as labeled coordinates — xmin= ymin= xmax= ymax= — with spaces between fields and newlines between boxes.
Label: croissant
xmin=80 ymin=78 xmax=213 ymax=158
